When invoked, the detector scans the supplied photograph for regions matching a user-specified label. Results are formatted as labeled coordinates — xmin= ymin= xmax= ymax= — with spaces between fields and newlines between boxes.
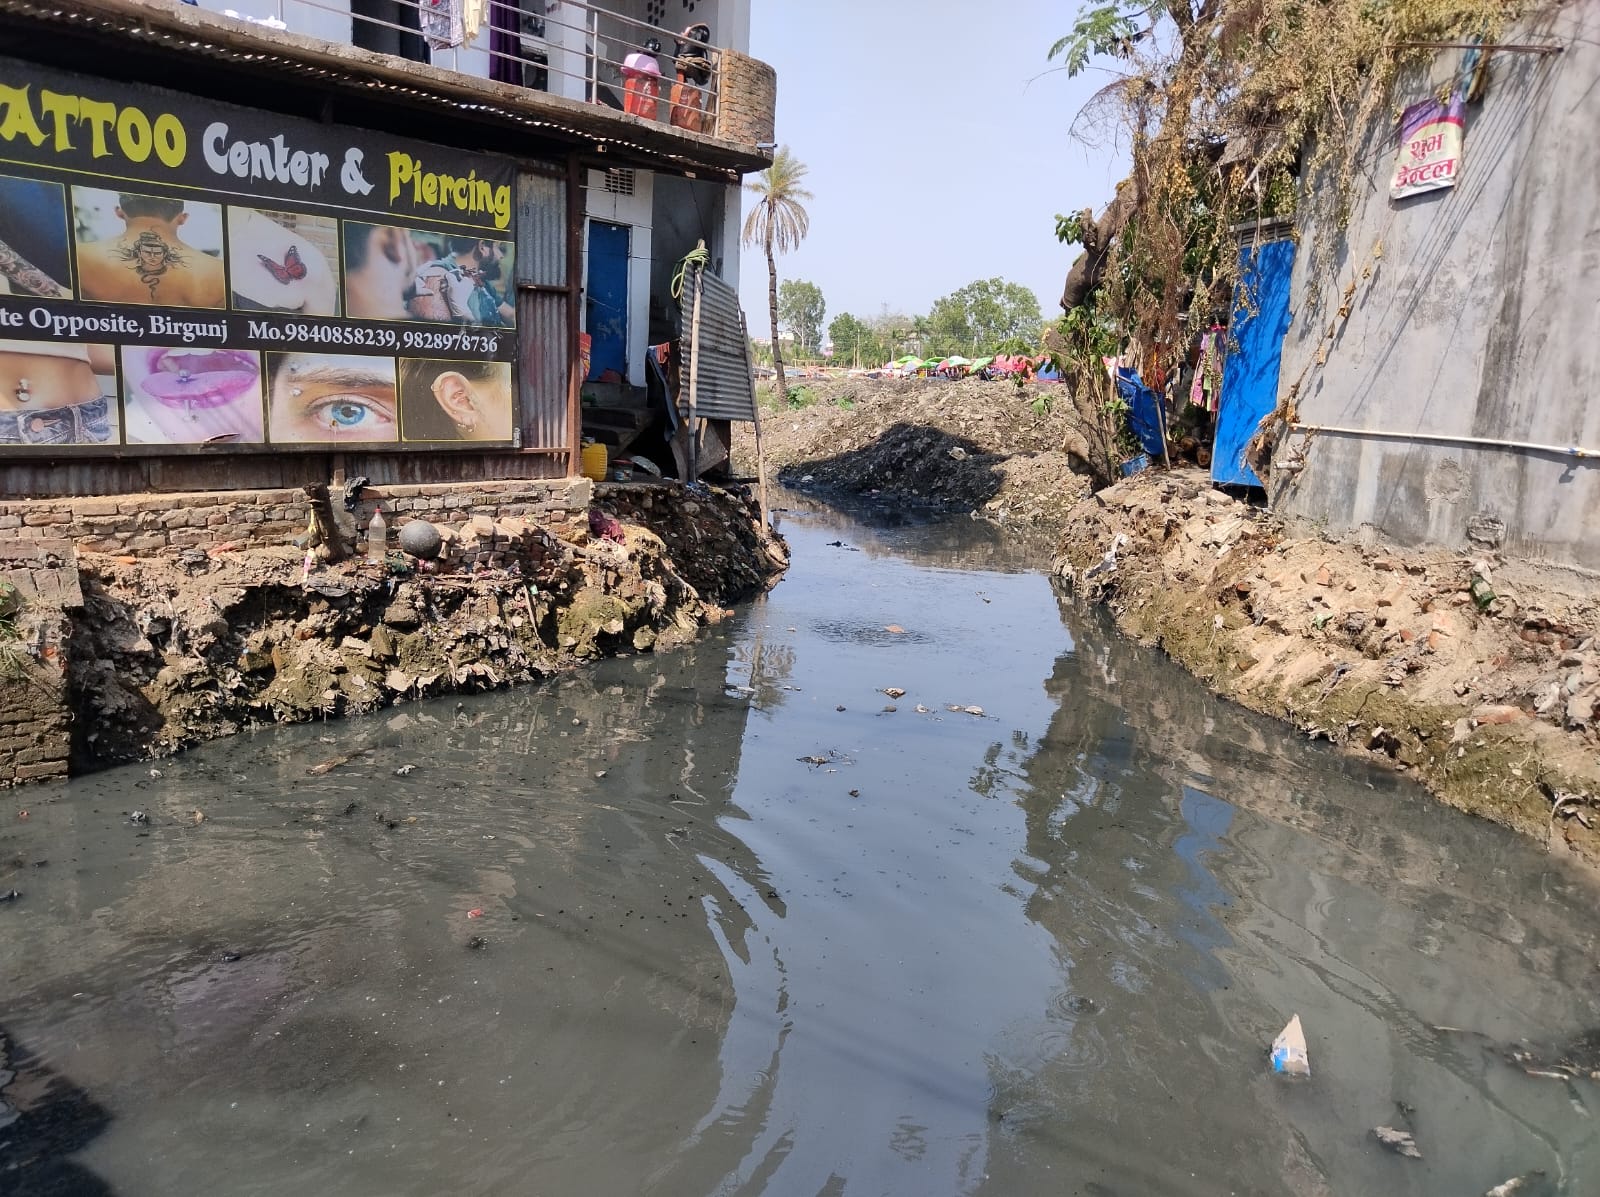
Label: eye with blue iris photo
xmin=264 ymin=351 xmax=398 ymax=444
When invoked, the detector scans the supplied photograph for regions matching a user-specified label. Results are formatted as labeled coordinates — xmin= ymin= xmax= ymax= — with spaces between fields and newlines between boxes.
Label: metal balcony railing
xmin=207 ymin=0 xmax=721 ymax=136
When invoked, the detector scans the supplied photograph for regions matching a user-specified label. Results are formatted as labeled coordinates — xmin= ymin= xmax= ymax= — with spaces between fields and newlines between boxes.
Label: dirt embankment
xmin=736 ymin=377 xmax=1600 ymax=860
xmin=734 ymin=377 xmax=1096 ymax=531
xmin=62 ymin=484 xmax=785 ymax=771
xmin=1054 ymin=469 xmax=1600 ymax=862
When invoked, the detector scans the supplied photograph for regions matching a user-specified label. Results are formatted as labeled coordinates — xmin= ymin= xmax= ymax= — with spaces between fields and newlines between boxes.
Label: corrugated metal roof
xmin=678 ymin=271 xmax=757 ymax=423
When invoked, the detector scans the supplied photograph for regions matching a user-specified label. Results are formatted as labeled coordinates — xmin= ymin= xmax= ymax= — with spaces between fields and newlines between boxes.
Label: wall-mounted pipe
xmin=1288 ymin=423 xmax=1598 ymax=460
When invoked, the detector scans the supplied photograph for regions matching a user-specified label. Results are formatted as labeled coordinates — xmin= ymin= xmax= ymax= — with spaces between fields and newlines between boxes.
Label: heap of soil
xmin=66 ymin=484 xmax=785 ymax=770
xmin=734 ymin=377 xmax=1097 ymax=530
xmin=1054 ymin=468 xmax=1600 ymax=861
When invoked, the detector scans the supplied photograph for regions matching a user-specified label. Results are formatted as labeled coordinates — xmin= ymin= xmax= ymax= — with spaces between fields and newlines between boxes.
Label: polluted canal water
xmin=3 ymin=494 xmax=1599 ymax=1196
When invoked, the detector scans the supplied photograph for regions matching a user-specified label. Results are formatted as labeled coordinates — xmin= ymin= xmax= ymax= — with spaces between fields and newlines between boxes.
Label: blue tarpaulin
xmin=1213 ymin=238 xmax=1297 ymax=486
xmin=1115 ymin=367 xmax=1168 ymax=459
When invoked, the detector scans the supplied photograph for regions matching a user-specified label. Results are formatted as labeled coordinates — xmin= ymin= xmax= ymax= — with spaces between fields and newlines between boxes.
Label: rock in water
xmin=1372 ymin=1126 xmax=1421 ymax=1159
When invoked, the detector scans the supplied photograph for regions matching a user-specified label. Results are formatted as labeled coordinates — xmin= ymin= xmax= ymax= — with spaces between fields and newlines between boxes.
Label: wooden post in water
xmin=741 ymin=310 xmax=771 ymax=531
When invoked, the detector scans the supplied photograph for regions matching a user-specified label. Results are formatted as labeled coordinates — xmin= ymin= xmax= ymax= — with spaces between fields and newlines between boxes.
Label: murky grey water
xmin=4 ymin=495 xmax=1599 ymax=1196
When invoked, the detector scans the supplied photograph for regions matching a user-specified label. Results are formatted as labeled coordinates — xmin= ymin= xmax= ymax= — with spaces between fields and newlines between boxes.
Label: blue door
xmin=585 ymin=221 xmax=629 ymax=381
xmin=1213 ymin=238 xmax=1296 ymax=486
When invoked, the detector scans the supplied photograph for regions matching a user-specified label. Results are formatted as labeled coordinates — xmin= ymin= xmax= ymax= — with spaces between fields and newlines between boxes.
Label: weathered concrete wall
xmin=1271 ymin=0 xmax=1600 ymax=567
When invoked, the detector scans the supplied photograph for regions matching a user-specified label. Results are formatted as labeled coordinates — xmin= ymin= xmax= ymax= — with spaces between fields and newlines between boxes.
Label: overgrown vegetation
xmin=1047 ymin=0 xmax=1520 ymax=447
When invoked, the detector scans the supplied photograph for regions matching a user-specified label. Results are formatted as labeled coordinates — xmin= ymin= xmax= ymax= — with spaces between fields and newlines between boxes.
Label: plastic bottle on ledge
xmin=367 ymin=506 xmax=387 ymax=565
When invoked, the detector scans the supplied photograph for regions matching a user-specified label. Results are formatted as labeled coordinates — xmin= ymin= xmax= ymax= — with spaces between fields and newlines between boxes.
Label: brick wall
xmin=1 ymin=545 xmax=78 ymax=788
xmin=716 ymin=51 xmax=776 ymax=148
xmin=0 ymin=478 xmax=595 ymax=557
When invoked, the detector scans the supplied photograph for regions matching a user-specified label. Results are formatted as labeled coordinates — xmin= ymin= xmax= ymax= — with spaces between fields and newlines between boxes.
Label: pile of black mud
xmin=733 ymin=377 xmax=1097 ymax=531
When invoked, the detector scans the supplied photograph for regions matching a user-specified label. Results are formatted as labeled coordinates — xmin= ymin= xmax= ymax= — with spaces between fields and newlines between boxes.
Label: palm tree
xmin=742 ymin=147 xmax=812 ymax=403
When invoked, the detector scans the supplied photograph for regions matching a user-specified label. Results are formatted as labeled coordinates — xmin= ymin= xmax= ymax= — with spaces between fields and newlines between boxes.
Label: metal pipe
xmin=1393 ymin=40 xmax=1564 ymax=54
xmin=1289 ymin=422 xmax=1598 ymax=459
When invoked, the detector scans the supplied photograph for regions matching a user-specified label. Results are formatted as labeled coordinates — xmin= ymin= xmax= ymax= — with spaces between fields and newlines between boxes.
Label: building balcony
xmin=5 ymin=0 xmax=776 ymax=177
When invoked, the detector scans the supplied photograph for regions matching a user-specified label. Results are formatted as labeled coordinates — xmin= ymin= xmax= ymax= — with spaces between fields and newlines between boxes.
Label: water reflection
xmin=3 ymin=495 xmax=1599 ymax=1196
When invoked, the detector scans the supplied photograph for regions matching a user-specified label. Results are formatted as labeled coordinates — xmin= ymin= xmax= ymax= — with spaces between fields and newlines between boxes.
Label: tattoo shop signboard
xmin=0 ymin=56 xmax=521 ymax=453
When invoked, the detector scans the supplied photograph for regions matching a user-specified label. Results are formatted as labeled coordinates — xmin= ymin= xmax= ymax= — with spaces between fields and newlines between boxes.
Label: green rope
xmin=671 ymin=240 xmax=710 ymax=302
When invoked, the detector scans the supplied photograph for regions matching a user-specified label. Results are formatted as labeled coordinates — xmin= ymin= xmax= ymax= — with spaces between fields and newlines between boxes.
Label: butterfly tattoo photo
xmin=258 ymin=244 xmax=308 ymax=284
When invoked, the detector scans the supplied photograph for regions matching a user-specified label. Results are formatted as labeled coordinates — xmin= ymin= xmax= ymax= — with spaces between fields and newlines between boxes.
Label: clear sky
xmin=735 ymin=0 xmax=1129 ymax=331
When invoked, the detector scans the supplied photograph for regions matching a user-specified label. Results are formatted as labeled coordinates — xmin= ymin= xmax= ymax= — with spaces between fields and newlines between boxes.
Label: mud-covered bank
xmin=37 ymin=483 xmax=786 ymax=775
xmin=1053 ymin=469 xmax=1600 ymax=862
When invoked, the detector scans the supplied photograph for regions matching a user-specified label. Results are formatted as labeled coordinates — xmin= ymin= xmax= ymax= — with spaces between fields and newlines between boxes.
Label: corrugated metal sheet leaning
xmin=677 ymin=270 xmax=758 ymax=423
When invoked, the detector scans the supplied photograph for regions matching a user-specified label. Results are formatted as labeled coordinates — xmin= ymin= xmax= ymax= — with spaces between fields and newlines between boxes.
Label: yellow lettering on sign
xmin=0 ymin=79 xmax=188 ymax=166
xmin=0 ymin=83 xmax=47 ymax=146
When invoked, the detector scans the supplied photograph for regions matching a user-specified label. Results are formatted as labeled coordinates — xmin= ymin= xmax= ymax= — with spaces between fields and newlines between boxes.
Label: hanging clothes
xmin=1190 ymin=326 xmax=1224 ymax=413
xmin=489 ymin=0 xmax=548 ymax=89
xmin=462 ymin=0 xmax=487 ymax=42
xmin=423 ymin=0 xmax=464 ymax=51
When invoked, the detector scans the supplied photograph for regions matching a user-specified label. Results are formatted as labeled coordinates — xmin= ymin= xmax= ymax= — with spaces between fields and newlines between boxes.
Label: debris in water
xmin=848 ymin=789 xmax=860 ymax=798
xmin=339 ymin=801 xmax=360 ymax=817
xmin=799 ymin=754 xmax=829 ymax=766
xmin=219 ymin=950 xmax=242 ymax=963
xmin=963 ymin=706 xmax=985 ymax=717
xmin=1485 ymin=1174 xmax=1545 ymax=1196
xmin=467 ymin=936 xmax=487 ymax=950
xmin=836 ymin=705 xmax=847 ymax=712
xmin=307 ymin=748 xmax=370 ymax=776
xmin=149 ymin=767 xmax=164 ymax=779
xmin=1372 ymin=1126 xmax=1421 ymax=1158
xmin=915 ymin=704 xmax=931 ymax=714
xmin=1270 ymin=1014 xmax=1310 ymax=1076
xmin=191 ymin=810 xmax=206 ymax=826
xmin=129 ymin=810 xmax=149 ymax=825
xmin=394 ymin=764 xmax=417 ymax=776
xmin=882 ymin=687 xmax=906 ymax=699
xmin=884 ymin=624 xmax=905 ymax=634
xmin=16 ymin=809 xmax=27 ymax=820
xmin=467 ymin=908 xmax=484 ymax=919
xmin=0 ymin=889 xmax=20 ymax=903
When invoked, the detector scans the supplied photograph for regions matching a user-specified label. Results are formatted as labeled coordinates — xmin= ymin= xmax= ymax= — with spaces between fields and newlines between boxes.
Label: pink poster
xmin=1391 ymin=92 xmax=1465 ymax=199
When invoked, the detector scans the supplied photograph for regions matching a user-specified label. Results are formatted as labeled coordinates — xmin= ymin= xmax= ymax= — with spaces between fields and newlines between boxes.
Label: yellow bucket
xmin=581 ymin=441 xmax=608 ymax=483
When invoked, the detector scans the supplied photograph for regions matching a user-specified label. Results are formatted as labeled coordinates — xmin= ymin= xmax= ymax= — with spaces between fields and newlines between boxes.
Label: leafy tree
xmin=828 ymin=312 xmax=886 ymax=367
xmin=1047 ymin=4 xmax=1145 ymax=78
xmin=778 ymin=279 xmax=826 ymax=355
xmin=741 ymin=147 xmax=812 ymax=403
xmin=922 ymin=278 xmax=1043 ymax=357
